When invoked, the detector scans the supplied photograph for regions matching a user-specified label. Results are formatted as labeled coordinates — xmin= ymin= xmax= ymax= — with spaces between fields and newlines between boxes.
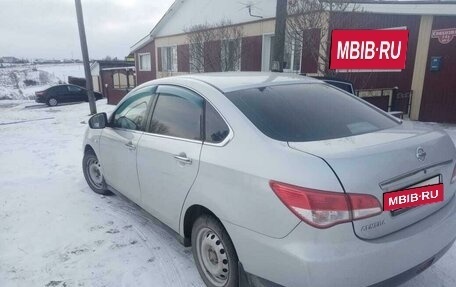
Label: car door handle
xmin=124 ymin=141 xmax=136 ymax=151
xmin=174 ymin=154 xmax=192 ymax=165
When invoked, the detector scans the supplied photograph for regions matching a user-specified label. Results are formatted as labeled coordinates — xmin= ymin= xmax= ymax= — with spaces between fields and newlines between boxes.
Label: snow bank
xmin=0 ymin=64 xmax=84 ymax=100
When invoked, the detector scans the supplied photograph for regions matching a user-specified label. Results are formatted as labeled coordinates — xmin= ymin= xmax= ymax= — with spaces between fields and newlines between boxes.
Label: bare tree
xmin=186 ymin=24 xmax=213 ymax=73
xmin=185 ymin=20 xmax=243 ymax=73
xmin=287 ymin=0 xmax=361 ymax=76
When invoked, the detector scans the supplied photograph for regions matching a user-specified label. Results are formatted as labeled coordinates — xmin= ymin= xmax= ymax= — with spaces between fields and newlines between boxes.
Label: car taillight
xmin=270 ymin=181 xmax=382 ymax=229
xmin=451 ymin=164 xmax=456 ymax=184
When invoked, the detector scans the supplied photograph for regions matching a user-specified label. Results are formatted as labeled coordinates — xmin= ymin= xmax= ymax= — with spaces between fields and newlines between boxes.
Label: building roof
xmin=95 ymin=60 xmax=135 ymax=69
xmin=131 ymin=0 xmax=456 ymax=53
xmin=90 ymin=60 xmax=135 ymax=76
xmin=130 ymin=0 xmax=185 ymax=52
xmin=130 ymin=0 xmax=276 ymax=52
xmin=175 ymin=72 xmax=321 ymax=92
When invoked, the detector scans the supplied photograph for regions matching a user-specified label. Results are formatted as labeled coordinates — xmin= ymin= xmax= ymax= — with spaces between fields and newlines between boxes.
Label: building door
xmin=92 ymin=76 xmax=100 ymax=93
xmin=262 ymin=34 xmax=275 ymax=71
xmin=419 ymin=16 xmax=456 ymax=123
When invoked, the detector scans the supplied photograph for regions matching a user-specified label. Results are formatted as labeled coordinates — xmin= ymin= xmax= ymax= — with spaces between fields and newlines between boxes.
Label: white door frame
xmin=262 ymin=33 xmax=274 ymax=72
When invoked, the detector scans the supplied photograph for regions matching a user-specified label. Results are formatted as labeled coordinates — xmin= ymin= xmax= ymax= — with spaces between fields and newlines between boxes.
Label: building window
xmin=283 ymin=36 xmax=301 ymax=73
xmin=128 ymin=74 xmax=135 ymax=87
xmin=113 ymin=72 xmax=135 ymax=89
xmin=189 ymin=43 xmax=204 ymax=73
xmin=161 ymin=46 xmax=177 ymax=72
xmin=221 ymin=39 xmax=241 ymax=72
xmin=138 ymin=53 xmax=151 ymax=71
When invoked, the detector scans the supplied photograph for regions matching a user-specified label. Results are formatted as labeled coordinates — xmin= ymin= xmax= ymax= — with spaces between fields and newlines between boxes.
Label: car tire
xmin=192 ymin=214 xmax=239 ymax=287
xmin=47 ymin=97 xmax=58 ymax=106
xmin=82 ymin=150 xmax=110 ymax=195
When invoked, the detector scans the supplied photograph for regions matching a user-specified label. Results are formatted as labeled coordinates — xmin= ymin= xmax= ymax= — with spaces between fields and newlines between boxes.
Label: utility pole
xmin=272 ymin=0 xmax=287 ymax=72
xmin=75 ymin=0 xmax=97 ymax=114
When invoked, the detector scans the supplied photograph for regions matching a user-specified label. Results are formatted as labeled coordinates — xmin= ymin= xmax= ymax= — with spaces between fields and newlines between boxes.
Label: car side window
xmin=68 ymin=85 xmax=81 ymax=92
xmin=149 ymin=86 xmax=204 ymax=141
xmin=53 ymin=86 xmax=67 ymax=95
xmin=205 ymin=103 xmax=229 ymax=143
xmin=111 ymin=88 xmax=153 ymax=131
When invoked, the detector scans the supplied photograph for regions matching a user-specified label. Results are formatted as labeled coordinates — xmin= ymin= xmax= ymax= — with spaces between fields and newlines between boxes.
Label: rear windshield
xmin=225 ymin=83 xmax=398 ymax=142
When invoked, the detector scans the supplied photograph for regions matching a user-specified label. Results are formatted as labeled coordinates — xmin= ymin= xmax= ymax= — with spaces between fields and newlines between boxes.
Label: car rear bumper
xmin=35 ymin=97 xmax=45 ymax=103
xmin=368 ymin=239 xmax=454 ymax=287
xmin=240 ymin=239 xmax=454 ymax=287
xmin=226 ymin=193 xmax=456 ymax=287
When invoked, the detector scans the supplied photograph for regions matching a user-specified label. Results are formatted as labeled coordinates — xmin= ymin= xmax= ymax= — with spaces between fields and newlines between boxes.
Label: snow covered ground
xmin=0 ymin=100 xmax=203 ymax=287
xmin=38 ymin=64 xmax=85 ymax=83
xmin=0 ymin=100 xmax=455 ymax=287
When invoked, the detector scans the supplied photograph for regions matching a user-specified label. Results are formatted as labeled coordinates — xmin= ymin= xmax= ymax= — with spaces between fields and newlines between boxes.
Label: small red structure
xmin=90 ymin=60 xmax=136 ymax=105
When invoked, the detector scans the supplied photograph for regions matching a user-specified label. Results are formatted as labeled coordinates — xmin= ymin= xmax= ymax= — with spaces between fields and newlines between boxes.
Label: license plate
xmin=383 ymin=176 xmax=444 ymax=212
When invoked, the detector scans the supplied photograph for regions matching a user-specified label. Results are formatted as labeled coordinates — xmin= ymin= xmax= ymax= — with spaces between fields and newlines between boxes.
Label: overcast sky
xmin=0 ymin=0 xmax=174 ymax=60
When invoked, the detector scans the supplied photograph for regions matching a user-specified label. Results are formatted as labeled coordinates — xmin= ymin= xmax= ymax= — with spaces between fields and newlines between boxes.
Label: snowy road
xmin=0 ymin=100 xmax=455 ymax=287
xmin=0 ymin=100 xmax=204 ymax=287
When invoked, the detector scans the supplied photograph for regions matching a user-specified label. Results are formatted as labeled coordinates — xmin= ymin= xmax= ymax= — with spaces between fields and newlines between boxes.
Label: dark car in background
xmin=310 ymin=76 xmax=355 ymax=94
xmin=35 ymin=84 xmax=103 ymax=106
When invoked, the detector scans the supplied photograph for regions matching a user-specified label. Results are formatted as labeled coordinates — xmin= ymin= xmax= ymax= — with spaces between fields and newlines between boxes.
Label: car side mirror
xmin=88 ymin=112 xmax=108 ymax=129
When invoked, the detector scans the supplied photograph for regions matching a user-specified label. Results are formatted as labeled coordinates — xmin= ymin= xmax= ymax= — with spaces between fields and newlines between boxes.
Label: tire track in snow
xmin=105 ymin=207 xmax=187 ymax=287
xmin=101 ymin=196 xmax=199 ymax=287
xmin=0 ymin=117 xmax=54 ymax=126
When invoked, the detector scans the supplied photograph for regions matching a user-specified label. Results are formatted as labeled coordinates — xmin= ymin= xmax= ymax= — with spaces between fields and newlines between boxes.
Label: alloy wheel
xmin=48 ymin=98 xmax=58 ymax=106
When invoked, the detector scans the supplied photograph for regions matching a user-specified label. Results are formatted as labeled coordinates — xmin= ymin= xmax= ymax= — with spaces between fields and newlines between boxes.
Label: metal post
xmin=75 ymin=0 xmax=97 ymax=114
xmin=272 ymin=0 xmax=287 ymax=72
xmin=408 ymin=90 xmax=413 ymax=116
xmin=391 ymin=86 xmax=399 ymax=112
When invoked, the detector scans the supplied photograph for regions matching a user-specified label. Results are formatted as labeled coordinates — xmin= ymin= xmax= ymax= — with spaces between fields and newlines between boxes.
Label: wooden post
xmin=75 ymin=0 xmax=97 ymax=114
xmin=272 ymin=0 xmax=287 ymax=72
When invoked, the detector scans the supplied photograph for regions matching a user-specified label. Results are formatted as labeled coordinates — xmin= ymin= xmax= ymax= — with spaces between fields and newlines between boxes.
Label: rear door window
xmin=149 ymin=86 xmax=204 ymax=141
xmin=205 ymin=103 xmax=229 ymax=143
xmin=68 ymin=85 xmax=82 ymax=93
xmin=225 ymin=83 xmax=398 ymax=142
xmin=52 ymin=86 xmax=67 ymax=95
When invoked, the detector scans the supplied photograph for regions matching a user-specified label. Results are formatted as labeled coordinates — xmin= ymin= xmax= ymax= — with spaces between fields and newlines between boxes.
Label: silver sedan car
xmin=82 ymin=73 xmax=456 ymax=287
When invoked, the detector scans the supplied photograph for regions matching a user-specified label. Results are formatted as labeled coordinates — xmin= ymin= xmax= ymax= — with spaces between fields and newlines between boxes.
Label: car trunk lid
xmin=288 ymin=123 xmax=456 ymax=239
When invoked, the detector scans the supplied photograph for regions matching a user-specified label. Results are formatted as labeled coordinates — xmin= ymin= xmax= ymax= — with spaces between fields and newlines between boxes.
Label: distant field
xmin=0 ymin=63 xmax=84 ymax=100
xmin=37 ymin=63 xmax=85 ymax=82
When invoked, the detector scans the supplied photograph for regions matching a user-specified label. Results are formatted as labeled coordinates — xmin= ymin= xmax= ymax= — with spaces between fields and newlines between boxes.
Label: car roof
xmin=173 ymin=72 xmax=322 ymax=93
xmin=49 ymin=84 xmax=81 ymax=88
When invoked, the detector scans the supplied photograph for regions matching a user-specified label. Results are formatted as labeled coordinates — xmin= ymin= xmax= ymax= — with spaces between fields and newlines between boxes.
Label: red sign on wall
xmin=329 ymin=30 xmax=409 ymax=70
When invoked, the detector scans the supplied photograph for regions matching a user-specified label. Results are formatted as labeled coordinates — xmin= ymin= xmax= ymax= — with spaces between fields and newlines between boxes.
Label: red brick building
xmin=130 ymin=0 xmax=456 ymax=123
xmin=90 ymin=60 xmax=136 ymax=105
